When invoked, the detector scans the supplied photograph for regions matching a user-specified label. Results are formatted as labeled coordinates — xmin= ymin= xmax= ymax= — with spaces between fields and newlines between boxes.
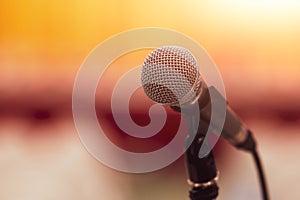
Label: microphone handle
xmin=199 ymin=86 xmax=256 ymax=152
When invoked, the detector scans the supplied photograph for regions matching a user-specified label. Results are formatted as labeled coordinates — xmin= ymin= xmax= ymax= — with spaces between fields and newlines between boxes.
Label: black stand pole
xmin=171 ymin=105 xmax=219 ymax=200
xmin=185 ymin=133 xmax=219 ymax=200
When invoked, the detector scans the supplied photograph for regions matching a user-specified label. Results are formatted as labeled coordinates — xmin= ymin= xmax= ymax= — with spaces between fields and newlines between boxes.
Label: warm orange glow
xmin=1 ymin=0 xmax=299 ymax=71
xmin=0 ymin=0 xmax=299 ymax=115
xmin=0 ymin=1 xmax=300 ymax=200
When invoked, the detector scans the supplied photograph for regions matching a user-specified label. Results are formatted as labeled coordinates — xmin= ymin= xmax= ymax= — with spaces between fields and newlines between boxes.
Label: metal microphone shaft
xmin=193 ymin=85 xmax=256 ymax=152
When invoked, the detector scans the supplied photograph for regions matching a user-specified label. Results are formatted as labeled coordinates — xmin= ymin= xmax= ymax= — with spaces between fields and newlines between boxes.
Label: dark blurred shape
xmin=31 ymin=108 xmax=52 ymax=120
xmin=276 ymin=109 xmax=300 ymax=123
xmin=0 ymin=88 xmax=299 ymax=125
xmin=97 ymin=109 xmax=183 ymax=153
xmin=0 ymin=88 xmax=71 ymax=120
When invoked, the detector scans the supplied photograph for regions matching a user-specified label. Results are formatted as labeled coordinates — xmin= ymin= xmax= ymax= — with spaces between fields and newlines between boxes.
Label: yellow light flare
xmin=0 ymin=0 xmax=299 ymax=82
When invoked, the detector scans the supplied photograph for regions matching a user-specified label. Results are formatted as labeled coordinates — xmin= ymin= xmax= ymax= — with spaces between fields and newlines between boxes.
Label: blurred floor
xmin=0 ymin=114 xmax=299 ymax=199
xmin=0 ymin=118 xmax=132 ymax=200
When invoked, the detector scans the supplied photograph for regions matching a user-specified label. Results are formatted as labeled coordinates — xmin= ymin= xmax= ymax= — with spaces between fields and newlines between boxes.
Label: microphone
xmin=141 ymin=46 xmax=269 ymax=200
xmin=141 ymin=46 xmax=255 ymax=151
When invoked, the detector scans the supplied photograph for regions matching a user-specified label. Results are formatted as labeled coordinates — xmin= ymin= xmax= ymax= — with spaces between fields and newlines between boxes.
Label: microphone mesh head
xmin=141 ymin=46 xmax=201 ymax=105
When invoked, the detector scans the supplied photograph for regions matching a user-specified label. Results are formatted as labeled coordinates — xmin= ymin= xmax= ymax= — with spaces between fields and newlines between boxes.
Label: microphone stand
xmin=171 ymin=106 xmax=219 ymax=200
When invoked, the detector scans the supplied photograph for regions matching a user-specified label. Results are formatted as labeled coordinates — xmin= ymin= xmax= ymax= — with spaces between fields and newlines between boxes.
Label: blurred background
xmin=0 ymin=0 xmax=300 ymax=199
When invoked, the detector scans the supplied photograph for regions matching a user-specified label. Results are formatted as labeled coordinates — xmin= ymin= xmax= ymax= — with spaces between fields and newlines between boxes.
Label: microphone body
xmin=172 ymin=84 xmax=256 ymax=151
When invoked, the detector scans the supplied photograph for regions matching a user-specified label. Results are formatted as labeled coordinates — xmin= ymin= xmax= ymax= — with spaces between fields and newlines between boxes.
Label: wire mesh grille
xmin=141 ymin=46 xmax=201 ymax=105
